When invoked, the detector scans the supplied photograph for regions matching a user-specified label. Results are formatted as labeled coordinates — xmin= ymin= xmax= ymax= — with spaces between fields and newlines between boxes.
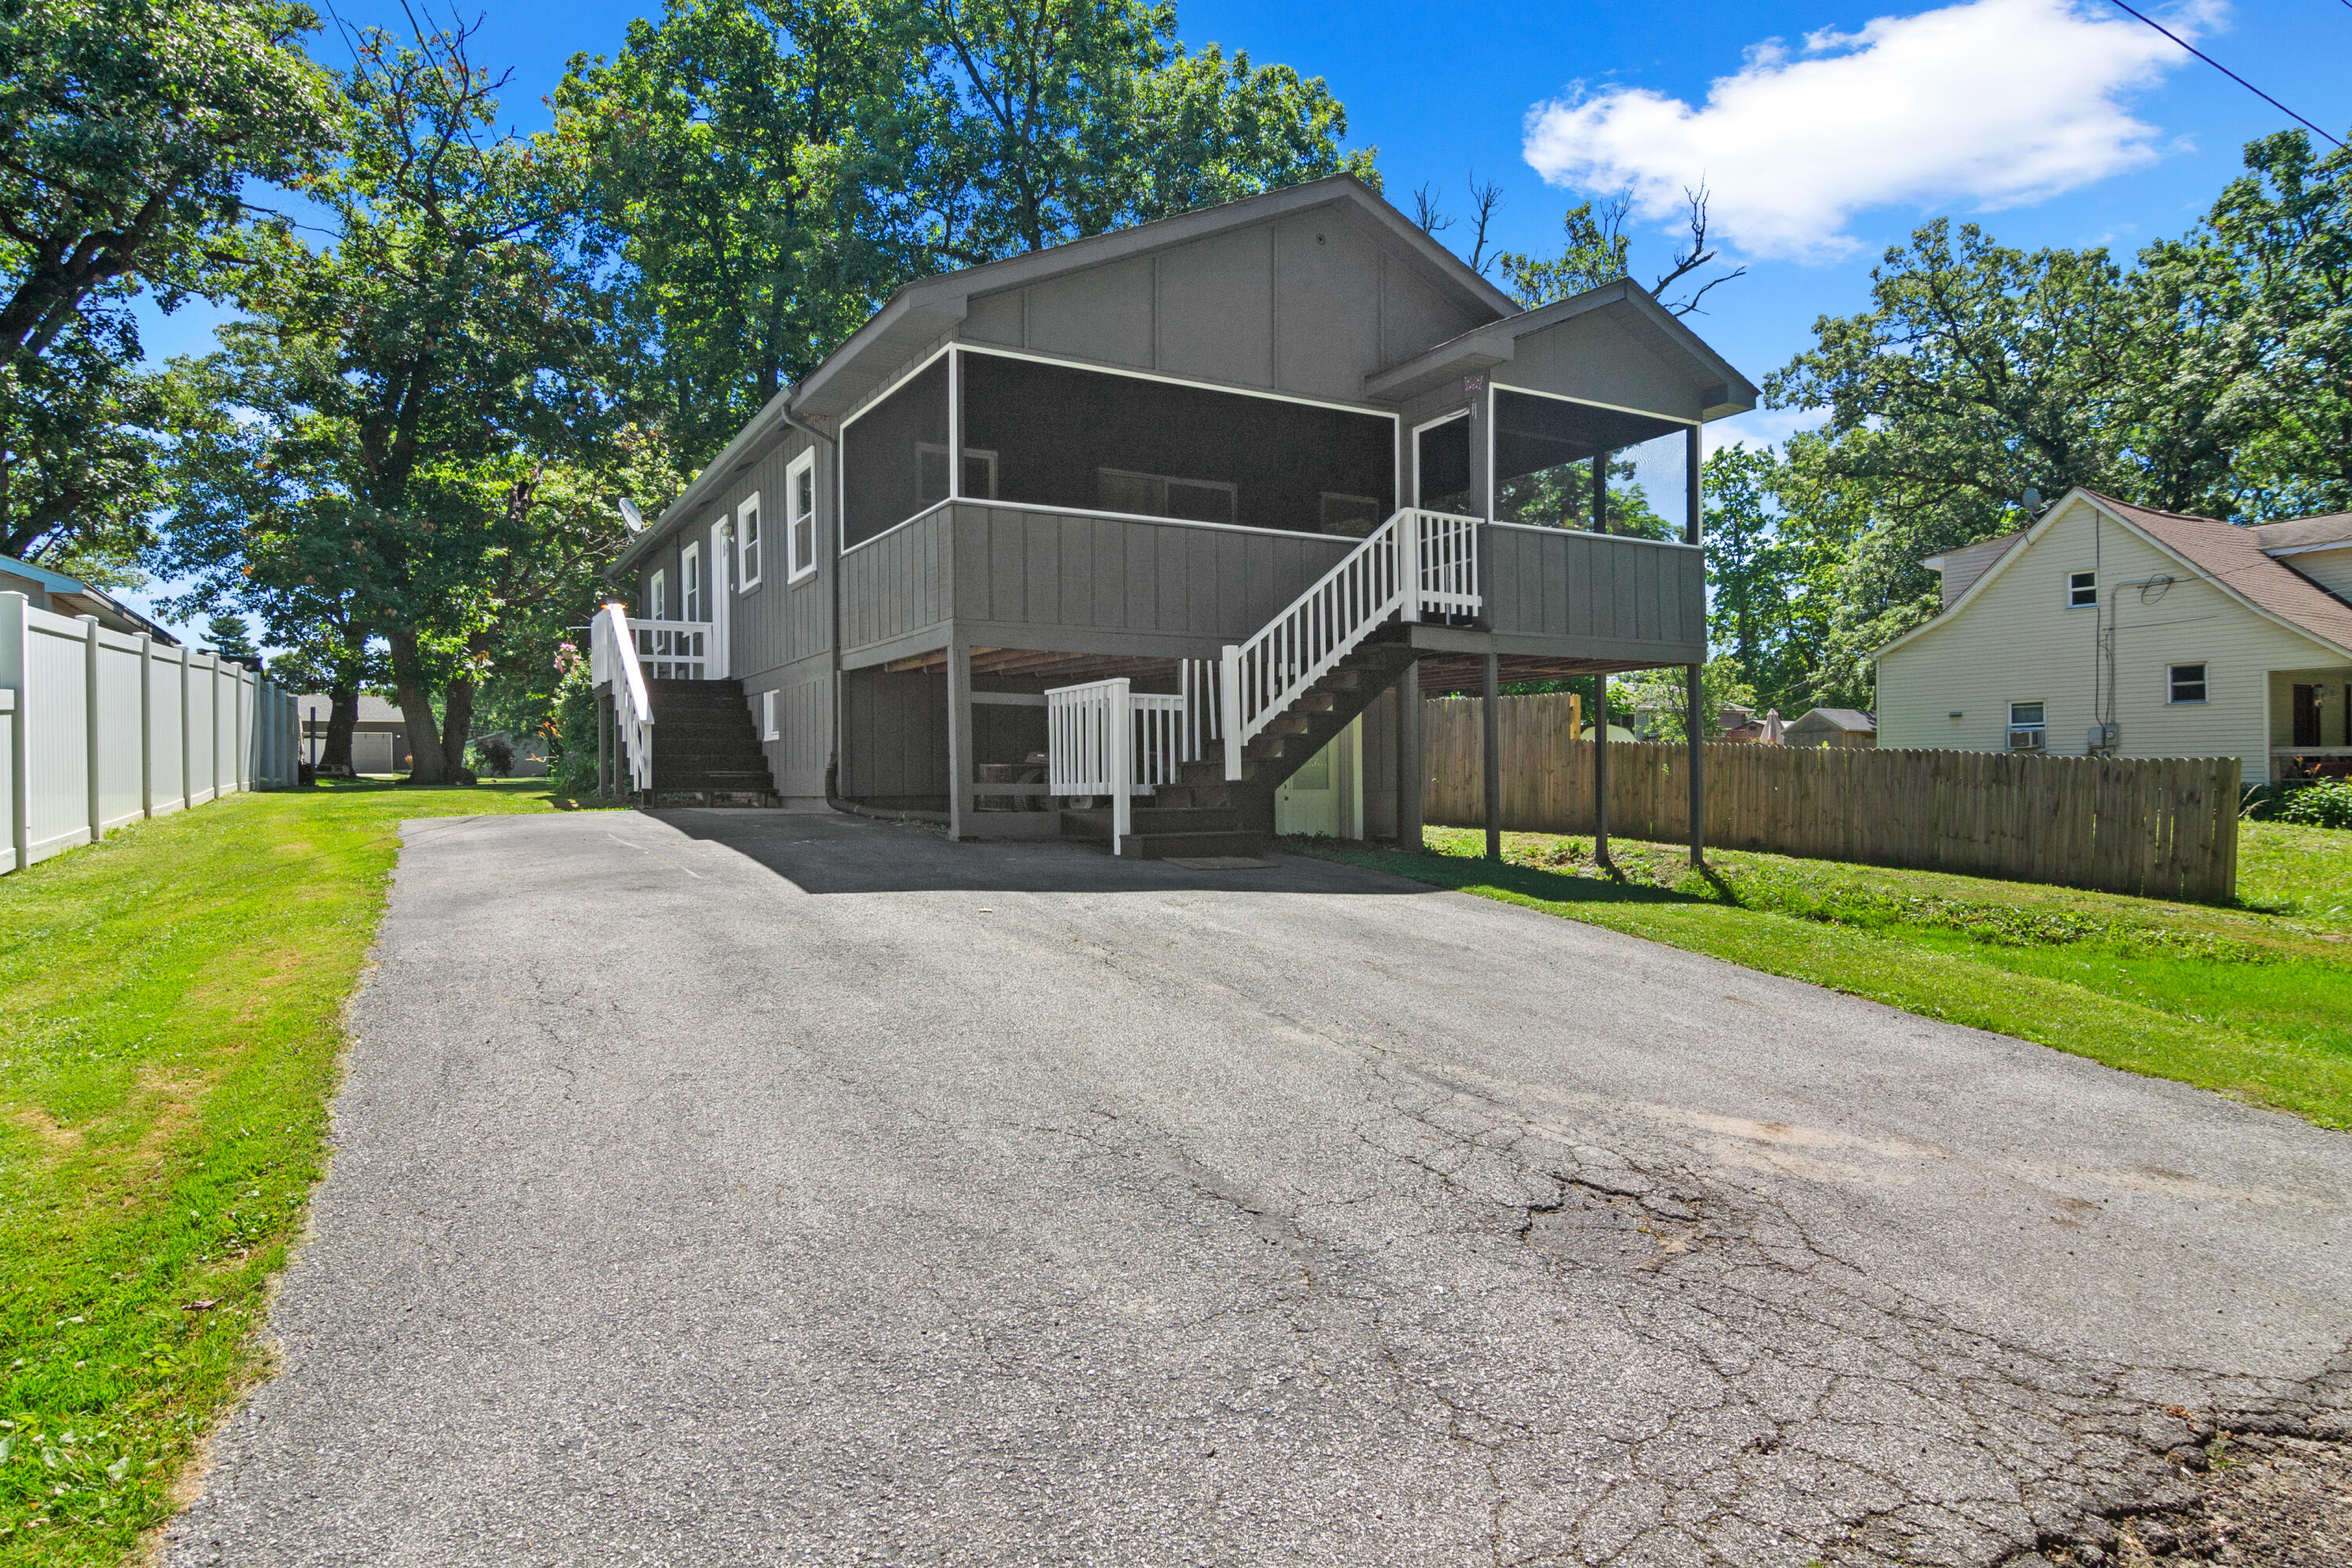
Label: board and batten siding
xmin=1876 ymin=495 xmax=2351 ymax=783
xmin=955 ymin=207 xmax=1486 ymax=407
xmin=838 ymin=503 xmax=1359 ymax=663
xmin=1483 ymin=525 xmax=1706 ymax=663
xmin=633 ymin=424 xmax=840 ymax=801
xmin=0 ymin=592 xmax=298 ymax=873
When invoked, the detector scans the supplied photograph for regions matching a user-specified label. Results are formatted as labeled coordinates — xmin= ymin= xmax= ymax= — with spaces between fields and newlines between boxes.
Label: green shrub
xmin=546 ymin=655 xmax=601 ymax=797
xmin=2278 ymin=781 xmax=2352 ymax=831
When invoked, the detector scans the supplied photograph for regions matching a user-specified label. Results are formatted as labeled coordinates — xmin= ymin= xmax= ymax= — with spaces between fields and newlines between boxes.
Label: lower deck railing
xmin=1044 ymin=672 xmax=1214 ymax=854
xmin=590 ymin=603 xmax=658 ymax=792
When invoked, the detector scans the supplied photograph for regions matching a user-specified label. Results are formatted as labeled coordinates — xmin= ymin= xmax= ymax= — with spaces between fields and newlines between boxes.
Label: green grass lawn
xmin=0 ymin=780 xmax=576 ymax=1567
xmin=1301 ymin=821 xmax=2352 ymax=1131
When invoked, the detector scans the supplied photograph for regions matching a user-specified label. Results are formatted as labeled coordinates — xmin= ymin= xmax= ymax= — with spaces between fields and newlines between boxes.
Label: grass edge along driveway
xmin=1302 ymin=822 xmax=2352 ymax=1132
xmin=0 ymin=780 xmax=580 ymax=1568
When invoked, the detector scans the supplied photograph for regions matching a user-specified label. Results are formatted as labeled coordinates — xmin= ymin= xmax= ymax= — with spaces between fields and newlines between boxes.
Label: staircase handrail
xmin=1219 ymin=509 xmax=1479 ymax=780
xmin=591 ymin=601 xmax=656 ymax=793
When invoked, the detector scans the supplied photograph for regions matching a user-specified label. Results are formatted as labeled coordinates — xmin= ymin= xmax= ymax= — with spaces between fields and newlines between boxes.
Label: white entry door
xmin=708 ymin=519 xmax=732 ymax=680
xmin=1274 ymin=715 xmax=1362 ymax=839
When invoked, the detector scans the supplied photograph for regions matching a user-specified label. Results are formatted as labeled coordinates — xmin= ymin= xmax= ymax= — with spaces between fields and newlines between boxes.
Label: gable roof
xmin=2097 ymin=495 xmax=2352 ymax=655
xmin=1788 ymin=707 xmax=1875 ymax=732
xmin=792 ymin=174 xmax=1515 ymax=423
xmin=1878 ymin=488 xmax=2352 ymax=662
xmin=1360 ymin=278 xmax=1759 ymax=418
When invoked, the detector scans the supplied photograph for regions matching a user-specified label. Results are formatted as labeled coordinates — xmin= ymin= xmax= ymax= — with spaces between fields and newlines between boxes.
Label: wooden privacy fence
xmin=1 ymin=591 xmax=299 ymax=875
xmin=1424 ymin=694 xmax=2241 ymax=902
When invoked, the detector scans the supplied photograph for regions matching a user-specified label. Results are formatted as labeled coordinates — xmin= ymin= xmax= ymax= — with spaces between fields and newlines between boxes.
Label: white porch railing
xmin=627 ymin=618 xmax=715 ymax=680
xmin=1220 ymin=509 xmax=1479 ymax=780
xmin=1044 ymin=678 xmax=1195 ymax=855
xmin=590 ymin=601 xmax=657 ymax=793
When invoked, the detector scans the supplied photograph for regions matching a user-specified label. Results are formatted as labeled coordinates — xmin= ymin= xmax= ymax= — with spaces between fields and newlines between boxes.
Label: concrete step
xmin=1115 ymin=829 xmax=1270 ymax=860
xmin=1060 ymin=804 xmax=1243 ymax=840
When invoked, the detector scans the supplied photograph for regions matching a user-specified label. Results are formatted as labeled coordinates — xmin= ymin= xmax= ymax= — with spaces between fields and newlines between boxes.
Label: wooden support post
xmin=946 ymin=637 xmax=973 ymax=841
xmin=1686 ymin=663 xmax=1705 ymax=868
xmin=1395 ymin=658 xmax=1423 ymax=851
xmin=1591 ymin=452 xmax=1613 ymax=871
xmin=1685 ymin=425 xmax=1705 ymax=869
xmin=1482 ymin=650 xmax=1501 ymax=860
xmin=597 ymin=690 xmax=612 ymax=797
xmin=1593 ymin=671 xmax=1611 ymax=870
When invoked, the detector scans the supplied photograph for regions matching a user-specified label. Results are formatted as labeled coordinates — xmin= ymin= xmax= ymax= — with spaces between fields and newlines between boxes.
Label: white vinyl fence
xmin=1 ymin=591 xmax=299 ymax=875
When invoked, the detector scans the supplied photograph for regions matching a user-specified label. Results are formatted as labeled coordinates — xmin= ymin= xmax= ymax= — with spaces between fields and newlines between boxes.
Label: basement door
xmin=1274 ymin=716 xmax=1363 ymax=840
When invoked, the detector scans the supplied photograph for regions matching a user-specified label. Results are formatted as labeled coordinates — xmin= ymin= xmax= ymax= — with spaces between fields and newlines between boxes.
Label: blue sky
xmin=122 ymin=0 xmax=2347 ymax=637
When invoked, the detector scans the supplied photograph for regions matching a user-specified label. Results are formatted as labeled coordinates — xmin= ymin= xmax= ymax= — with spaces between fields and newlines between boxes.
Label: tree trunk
xmin=439 ymin=667 xmax=477 ymax=782
xmin=321 ymin=683 xmax=360 ymax=773
xmin=387 ymin=629 xmax=451 ymax=784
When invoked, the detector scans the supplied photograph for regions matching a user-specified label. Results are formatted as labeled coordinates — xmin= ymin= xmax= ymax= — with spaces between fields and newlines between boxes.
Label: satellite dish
xmin=617 ymin=498 xmax=645 ymax=533
xmin=2020 ymin=487 xmax=2042 ymax=514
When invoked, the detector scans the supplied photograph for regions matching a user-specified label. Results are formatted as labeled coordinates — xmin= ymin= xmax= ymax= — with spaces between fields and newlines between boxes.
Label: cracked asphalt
xmin=166 ymin=811 xmax=2352 ymax=1567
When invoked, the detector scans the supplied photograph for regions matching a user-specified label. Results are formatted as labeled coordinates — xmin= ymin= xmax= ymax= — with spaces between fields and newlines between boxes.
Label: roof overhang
xmin=1361 ymin=279 xmax=1759 ymax=419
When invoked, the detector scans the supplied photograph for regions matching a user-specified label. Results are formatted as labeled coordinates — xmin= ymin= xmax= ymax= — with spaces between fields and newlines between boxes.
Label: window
xmin=681 ymin=542 xmax=702 ymax=622
xmin=787 ymin=451 xmax=818 ymax=580
xmin=2068 ymin=571 xmax=2096 ymax=608
xmin=1094 ymin=466 xmax=1237 ymax=524
xmin=736 ymin=494 xmax=762 ymax=588
xmin=760 ymin=688 xmax=779 ymax=742
xmin=916 ymin=443 xmax=997 ymax=504
xmin=1319 ymin=492 xmax=1382 ymax=535
xmin=648 ymin=568 xmax=666 ymax=621
xmin=2008 ymin=701 xmax=2046 ymax=750
xmin=2169 ymin=663 xmax=2207 ymax=704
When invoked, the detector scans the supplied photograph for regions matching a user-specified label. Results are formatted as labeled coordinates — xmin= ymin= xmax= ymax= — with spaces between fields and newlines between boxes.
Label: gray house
xmin=597 ymin=175 xmax=1756 ymax=856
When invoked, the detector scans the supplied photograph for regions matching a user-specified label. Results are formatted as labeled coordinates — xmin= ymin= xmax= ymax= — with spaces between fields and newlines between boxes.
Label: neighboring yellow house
xmin=1876 ymin=488 xmax=2352 ymax=784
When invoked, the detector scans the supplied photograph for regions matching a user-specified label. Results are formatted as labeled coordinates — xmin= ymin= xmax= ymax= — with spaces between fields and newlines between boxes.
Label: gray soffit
xmin=1362 ymin=280 xmax=1761 ymax=419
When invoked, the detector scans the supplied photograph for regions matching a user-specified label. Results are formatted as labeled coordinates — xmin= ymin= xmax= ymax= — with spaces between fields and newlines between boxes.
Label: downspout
xmin=779 ymin=394 xmax=857 ymax=817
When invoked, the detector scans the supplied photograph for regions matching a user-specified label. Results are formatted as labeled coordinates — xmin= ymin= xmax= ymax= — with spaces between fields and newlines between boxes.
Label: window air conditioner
xmin=2007 ymin=728 xmax=2045 ymax=751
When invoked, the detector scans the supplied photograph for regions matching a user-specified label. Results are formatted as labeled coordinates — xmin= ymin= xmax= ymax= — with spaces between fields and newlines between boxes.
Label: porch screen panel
xmin=960 ymin=353 xmax=1392 ymax=536
xmin=1491 ymin=390 xmax=1686 ymax=535
xmin=842 ymin=358 xmax=949 ymax=548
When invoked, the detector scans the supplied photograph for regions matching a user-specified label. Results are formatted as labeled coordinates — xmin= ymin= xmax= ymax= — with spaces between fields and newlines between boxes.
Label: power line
xmin=2104 ymin=0 xmax=2343 ymax=147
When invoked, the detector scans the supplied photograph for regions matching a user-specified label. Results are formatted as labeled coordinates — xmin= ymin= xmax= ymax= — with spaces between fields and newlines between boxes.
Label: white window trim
xmin=2067 ymin=570 xmax=2096 ymax=608
xmin=648 ymin=568 xmax=666 ymax=621
xmin=786 ymin=449 xmax=818 ymax=583
xmin=736 ymin=492 xmax=763 ymax=589
xmin=681 ymin=541 xmax=702 ymax=622
xmin=2168 ymin=662 xmax=2209 ymax=704
xmin=2008 ymin=701 xmax=2047 ymax=729
xmin=760 ymin=688 xmax=779 ymax=742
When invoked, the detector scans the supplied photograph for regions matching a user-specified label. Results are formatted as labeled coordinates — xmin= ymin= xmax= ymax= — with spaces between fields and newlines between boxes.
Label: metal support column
xmin=1482 ymin=651 xmax=1501 ymax=860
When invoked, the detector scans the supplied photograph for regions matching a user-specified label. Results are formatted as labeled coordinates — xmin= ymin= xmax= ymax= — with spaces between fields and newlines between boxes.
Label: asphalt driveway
xmin=168 ymin=811 xmax=2351 ymax=1567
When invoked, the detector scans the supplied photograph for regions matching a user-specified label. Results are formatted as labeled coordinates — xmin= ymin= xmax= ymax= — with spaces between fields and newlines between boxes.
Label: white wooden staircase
xmin=1050 ymin=510 xmax=1479 ymax=857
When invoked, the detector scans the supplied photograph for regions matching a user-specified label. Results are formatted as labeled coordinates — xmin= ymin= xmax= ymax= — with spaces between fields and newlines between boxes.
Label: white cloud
xmin=1522 ymin=0 xmax=2209 ymax=262
xmin=1702 ymin=406 xmax=1828 ymax=458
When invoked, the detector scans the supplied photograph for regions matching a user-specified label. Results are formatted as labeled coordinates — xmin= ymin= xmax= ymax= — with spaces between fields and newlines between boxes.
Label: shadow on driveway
xmin=644 ymin=806 xmax=1444 ymax=897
